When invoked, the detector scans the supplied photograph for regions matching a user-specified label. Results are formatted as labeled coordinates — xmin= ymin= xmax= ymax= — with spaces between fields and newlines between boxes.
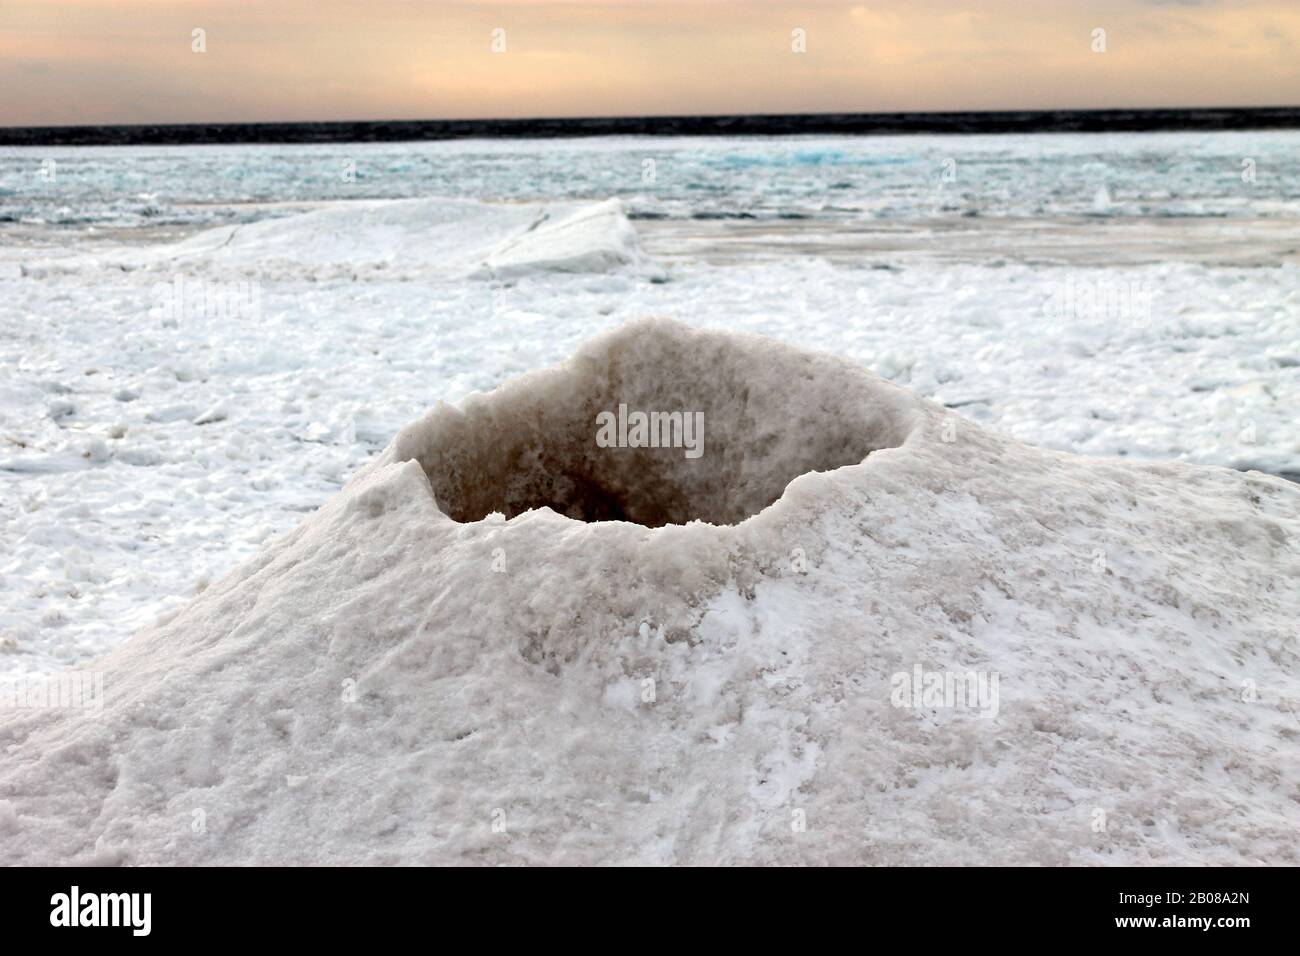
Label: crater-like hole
xmin=394 ymin=322 xmax=914 ymax=527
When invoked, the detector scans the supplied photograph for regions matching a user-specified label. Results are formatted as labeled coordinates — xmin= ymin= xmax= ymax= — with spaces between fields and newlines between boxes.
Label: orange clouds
xmin=1 ymin=1 xmax=1297 ymax=125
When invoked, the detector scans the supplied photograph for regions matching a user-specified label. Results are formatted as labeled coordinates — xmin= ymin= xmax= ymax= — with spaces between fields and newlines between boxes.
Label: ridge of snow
xmin=17 ymin=198 xmax=655 ymax=281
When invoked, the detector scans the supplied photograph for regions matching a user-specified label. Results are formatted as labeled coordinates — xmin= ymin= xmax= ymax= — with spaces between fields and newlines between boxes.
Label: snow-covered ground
xmin=1 ymin=133 xmax=1298 ymax=681
xmin=2 ymin=319 xmax=1296 ymax=865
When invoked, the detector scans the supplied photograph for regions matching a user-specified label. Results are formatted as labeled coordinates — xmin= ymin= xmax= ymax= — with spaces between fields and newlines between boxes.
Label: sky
xmin=2 ymin=0 xmax=1298 ymax=126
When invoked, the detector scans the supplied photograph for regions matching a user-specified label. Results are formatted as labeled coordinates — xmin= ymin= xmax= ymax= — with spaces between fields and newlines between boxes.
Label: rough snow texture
xmin=1 ymin=319 xmax=1296 ymax=865
xmin=4 ymin=190 xmax=1297 ymax=677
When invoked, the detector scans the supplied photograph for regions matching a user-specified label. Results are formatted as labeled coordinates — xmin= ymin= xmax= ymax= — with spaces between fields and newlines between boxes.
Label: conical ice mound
xmin=1 ymin=318 xmax=1296 ymax=865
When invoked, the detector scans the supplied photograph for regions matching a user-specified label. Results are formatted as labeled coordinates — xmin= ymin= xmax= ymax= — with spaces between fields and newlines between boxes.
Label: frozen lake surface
xmin=1 ymin=132 xmax=1297 ymax=675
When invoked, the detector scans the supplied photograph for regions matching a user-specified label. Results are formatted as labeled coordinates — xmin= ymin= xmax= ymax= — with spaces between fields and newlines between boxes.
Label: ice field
xmin=1 ymin=132 xmax=1298 ymax=676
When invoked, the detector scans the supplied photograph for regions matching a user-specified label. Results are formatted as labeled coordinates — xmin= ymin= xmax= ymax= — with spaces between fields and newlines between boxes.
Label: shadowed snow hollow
xmin=379 ymin=322 xmax=912 ymax=525
xmin=0 ymin=319 xmax=1296 ymax=865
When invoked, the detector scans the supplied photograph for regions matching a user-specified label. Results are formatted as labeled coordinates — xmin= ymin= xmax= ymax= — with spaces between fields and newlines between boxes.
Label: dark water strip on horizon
xmin=3 ymin=107 xmax=1299 ymax=147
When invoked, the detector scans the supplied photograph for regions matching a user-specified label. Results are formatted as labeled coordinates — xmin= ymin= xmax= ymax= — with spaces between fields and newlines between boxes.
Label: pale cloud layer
xmin=1 ymin=0 xmax=1297 ymax=125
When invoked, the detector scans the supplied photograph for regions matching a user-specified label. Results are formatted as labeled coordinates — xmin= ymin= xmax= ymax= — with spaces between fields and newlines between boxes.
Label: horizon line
xmin=4 ymin=105 xmax=1299 ymax=146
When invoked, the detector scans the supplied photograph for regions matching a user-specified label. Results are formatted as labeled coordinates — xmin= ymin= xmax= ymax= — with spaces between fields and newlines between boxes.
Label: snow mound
xmin=1 ymin=319 xmax=1296 ymax=865
xmin=19 ymin=198 xmax=655 ymax=280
